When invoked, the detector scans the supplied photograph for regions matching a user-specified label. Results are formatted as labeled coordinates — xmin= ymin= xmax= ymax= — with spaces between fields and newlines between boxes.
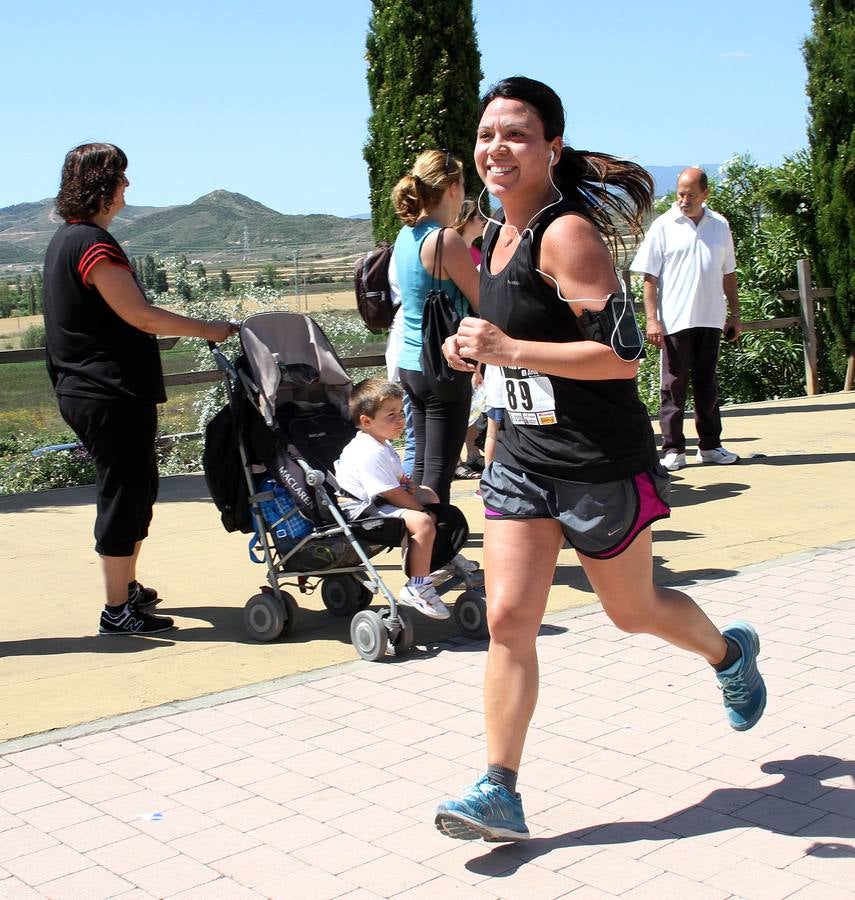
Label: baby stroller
xmin=205 ymin=311 xmax=488 ymax=660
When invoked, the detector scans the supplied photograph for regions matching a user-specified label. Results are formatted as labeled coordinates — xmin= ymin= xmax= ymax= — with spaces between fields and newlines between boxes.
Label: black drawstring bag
xmin=419 ymin=228 xmax=470 ymax=399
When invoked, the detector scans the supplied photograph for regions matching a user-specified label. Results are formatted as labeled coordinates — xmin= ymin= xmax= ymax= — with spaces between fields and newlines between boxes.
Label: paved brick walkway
xmin=1 ymin=543 xmax=854 ymax=899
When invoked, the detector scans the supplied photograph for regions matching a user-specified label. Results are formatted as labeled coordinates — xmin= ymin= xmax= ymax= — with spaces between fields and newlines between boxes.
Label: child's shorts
xmin=486 ymin=406 xmax=504 ymax=424
xmin=480 ymin=459 xmax=670 ymax=559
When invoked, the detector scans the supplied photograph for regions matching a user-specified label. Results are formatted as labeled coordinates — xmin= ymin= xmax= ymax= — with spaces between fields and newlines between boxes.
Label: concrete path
xmin=0 ymin=541 xmax=853 ymax=898
xmin=0 ymin=391 xmax=853 ymax=897
xmin=2 ymin=392 xmax=853 ymax=740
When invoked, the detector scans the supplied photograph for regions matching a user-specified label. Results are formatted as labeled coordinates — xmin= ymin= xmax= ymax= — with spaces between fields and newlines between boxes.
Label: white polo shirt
xmin=631 ymin=203 xmax=736 ymax=334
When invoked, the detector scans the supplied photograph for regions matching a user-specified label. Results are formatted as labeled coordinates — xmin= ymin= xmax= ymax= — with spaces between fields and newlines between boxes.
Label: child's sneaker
xmin=398 ymin=583 xmax=450 ymax=619
xmin=435 ymin=775 xmax=530 ymax=842
xmin=716 ymin=621 xmax=766 ymax=730
xmin=99 ymin=602 xmax=175 ymax=636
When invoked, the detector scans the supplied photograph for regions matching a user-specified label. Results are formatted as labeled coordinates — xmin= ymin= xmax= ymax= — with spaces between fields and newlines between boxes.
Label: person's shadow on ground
xmin=464 ymin=755 xmax=855 ymax=875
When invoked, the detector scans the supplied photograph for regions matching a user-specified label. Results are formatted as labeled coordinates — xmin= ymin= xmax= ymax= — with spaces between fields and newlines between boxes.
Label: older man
xmin=632 ymin=167 xmax=741 ymax=471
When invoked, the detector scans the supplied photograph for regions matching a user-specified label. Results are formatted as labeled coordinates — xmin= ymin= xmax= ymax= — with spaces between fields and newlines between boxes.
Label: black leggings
xmin=399 ymin=368 xmax=471 ymax=504
xmin=58 ymin=396 xmax=159 ymax=557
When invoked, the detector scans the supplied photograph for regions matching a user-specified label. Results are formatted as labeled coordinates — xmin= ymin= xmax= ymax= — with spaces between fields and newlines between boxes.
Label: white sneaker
xmin=398 ymin=582 xmax=450 ymax=619
xmin=662 ymin=451 xmax=687 ymax=471
xmin=696 ymin=446 xmax=739 ymax=465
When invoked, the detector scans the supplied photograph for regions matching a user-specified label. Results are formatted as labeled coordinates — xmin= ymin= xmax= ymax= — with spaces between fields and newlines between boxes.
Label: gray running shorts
xmin=481 ymin=459 xmax=670 ymax=559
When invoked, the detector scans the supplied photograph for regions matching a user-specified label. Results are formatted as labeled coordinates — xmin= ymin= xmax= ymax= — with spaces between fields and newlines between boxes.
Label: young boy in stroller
xmin=336 ymin=378 xmax=455 ymax=620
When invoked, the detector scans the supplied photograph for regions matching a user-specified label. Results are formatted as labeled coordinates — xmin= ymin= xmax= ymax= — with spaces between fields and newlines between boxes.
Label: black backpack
xmin=203 ymin=404 xmax=253 ymax=534
xmin=354 ymin=240 xmax=395 ymax=333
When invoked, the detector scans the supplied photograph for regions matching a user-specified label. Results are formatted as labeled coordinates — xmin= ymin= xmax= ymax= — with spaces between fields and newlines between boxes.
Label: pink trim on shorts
xmin=597 ymin=471 xmax=670 ymax=559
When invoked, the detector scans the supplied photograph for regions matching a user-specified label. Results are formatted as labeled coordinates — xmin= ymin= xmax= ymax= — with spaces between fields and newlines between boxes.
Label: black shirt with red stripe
xmin=43 ymin=222 xmax=165 ymax=402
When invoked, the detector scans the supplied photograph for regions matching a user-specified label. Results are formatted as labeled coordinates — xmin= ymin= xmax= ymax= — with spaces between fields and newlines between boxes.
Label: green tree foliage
xmin=220 ymin=269 xmax=232 ymax=292
xmin=804 ymin=0 xmax=855 ymax=361
xmin=143 ymin=254 xmax=158 ymax=288
xmin=711 ymin=154 xmax=834 ymax=398
xmin=152 ymin=266 xmax=168 ymax=294
xmin=261 ymin=262 xmax=279 ymax=288
xmin=364 ymin=0 xmax=483 ymax=241
xmin=0 ymin=281 xmax=12 ymax=317
xmin=20 ymin=324 xmax=46 ymax=348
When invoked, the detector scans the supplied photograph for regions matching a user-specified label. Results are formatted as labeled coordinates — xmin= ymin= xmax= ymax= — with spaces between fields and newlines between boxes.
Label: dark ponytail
xmin=553 ymin=147 xmax=654 ymax=253
xmin=480 ymin=77 xmax=654 ymax=253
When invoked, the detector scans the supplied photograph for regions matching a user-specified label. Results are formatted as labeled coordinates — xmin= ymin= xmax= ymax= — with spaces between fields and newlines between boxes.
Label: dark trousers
xmin=58 ymin=396 xmax=159 ymax=556
xmin=660 ymin=327 xmax=724 ymax=454
xmin=399 ymin=368 xmax=471 ymax=505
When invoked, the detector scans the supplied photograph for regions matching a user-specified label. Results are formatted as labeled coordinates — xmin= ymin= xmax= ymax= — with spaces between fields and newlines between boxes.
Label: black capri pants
xmin=58 ymin=396 xmax=159 ymax=557
xmin=399 ymin=368 xmax=471 ymax=505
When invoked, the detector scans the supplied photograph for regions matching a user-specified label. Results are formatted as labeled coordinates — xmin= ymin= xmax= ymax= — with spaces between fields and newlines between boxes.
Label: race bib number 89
xmin=502 ymin=367 xmax=557 ymax=426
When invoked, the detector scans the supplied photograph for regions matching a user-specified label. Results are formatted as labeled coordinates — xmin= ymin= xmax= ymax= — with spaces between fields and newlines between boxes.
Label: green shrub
xmin=20 ymin=325 xmax=46 ymax=349
xmin=0 ymin=439 xmax=95 ymax=494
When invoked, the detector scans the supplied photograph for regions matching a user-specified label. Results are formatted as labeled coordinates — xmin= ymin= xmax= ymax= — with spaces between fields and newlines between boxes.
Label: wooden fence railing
xmin=1 ymin=260 xmax=845 ymax=399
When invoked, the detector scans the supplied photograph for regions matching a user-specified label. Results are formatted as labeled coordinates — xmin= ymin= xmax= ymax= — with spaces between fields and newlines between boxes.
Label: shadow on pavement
xmin=667 ymin=480 xmax=750 ymax=507
xmin=0 ymin=635 xmax=176 ymax=656
xmin=720 ymin=398 xmax=855 ymax=418
xmin=464 ymin=754 xmax=855 ymax=876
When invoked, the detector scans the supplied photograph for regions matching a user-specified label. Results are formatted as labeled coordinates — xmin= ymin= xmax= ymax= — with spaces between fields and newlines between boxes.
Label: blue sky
xmin=5 ymin=0 xmax=813 ymax=217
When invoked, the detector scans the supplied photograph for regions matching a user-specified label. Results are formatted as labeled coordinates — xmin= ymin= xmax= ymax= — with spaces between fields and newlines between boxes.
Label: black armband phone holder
xmin=579 ymin=293 xmax=645 ymax=361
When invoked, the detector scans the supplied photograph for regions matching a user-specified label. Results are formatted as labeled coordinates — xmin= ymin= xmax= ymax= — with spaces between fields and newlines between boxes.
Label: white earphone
xmin=548 ymin=150 xmax=555 ymax=164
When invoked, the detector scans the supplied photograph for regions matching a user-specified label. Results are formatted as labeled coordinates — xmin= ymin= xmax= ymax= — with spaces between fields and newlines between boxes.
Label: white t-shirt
xmin=631 ymin=203 xmax=736 ymax=334
xmin=483 ymin=364 xmax=505 ymax=410
xmin=334 ymin=431 xmax=405 ymax=511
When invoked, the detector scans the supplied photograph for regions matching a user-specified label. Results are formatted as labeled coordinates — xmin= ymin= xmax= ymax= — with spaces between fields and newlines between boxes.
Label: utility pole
xmin=242 ymin=225 xmax=249 ymax=262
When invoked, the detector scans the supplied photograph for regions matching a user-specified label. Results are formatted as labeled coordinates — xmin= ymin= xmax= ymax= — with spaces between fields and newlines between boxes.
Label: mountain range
xmin=0 ymin=165 xmax=719 ymax=267
xmin=0 ymin=191 xmax=373 ymax=266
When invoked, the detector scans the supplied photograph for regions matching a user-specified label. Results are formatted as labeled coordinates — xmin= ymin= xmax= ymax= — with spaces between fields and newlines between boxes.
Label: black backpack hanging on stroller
xmin=205 ymin=311 xmax=487 ymax=660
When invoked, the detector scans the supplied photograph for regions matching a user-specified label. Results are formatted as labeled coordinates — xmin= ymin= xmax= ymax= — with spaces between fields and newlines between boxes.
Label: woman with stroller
xmin=435 ymin=77 xmax=766 ymax=842
xmin=42 ymin=142 xmax=237 ymax=636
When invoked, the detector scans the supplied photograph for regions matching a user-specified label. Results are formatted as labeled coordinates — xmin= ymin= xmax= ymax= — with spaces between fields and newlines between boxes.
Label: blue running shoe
xmin=717 ymin=621 xmax=767 ymax=731
xmin=435 ymin=775 xmax=530 ymax=842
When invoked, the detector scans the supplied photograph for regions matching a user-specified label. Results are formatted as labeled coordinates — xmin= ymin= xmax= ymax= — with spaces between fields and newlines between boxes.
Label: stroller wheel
xmin=244 ymin=591 xmax=293 ymax=642
xmin=350 ymin=609 xmax=388 ymax=661
xmin=382 ymin=608 xmax=415 ymax=656
xmin=322 ymin=575 xmax=367 ymax=618
xmin=454 ymin=590 xmax=489 ymax=640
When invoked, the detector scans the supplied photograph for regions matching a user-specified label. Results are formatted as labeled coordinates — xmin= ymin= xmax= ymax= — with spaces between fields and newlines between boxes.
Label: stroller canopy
xmin=240 ymin=312 xmax=352 ymax=426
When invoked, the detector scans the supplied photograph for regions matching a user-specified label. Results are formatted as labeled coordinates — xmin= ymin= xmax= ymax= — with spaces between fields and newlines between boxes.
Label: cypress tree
xmin=804 ymin=0 xmax=855 ymax=370
xmin=364 ymin=0 xmax=483 ymax=242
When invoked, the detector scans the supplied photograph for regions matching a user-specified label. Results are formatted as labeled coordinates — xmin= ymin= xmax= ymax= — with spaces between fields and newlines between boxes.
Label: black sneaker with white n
xmin=99 ymin=602 xmax=174 ymax=635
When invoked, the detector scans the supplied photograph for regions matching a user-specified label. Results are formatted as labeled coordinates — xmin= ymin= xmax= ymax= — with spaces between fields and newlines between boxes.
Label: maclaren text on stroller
xmin=205 ymin=312 xmax=488 ymax=660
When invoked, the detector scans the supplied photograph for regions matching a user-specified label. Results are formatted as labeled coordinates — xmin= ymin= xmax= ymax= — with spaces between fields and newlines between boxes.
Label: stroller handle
xmin=208 ymin=343 xmax=237 ymax=379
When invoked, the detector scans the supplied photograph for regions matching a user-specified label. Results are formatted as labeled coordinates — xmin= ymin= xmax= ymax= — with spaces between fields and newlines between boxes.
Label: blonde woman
xmin=391 ymin=150 xmax=480 ymax=505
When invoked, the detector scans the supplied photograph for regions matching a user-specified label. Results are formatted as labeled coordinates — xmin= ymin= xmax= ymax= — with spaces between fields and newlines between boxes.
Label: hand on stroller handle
xmin=206 ymin=321 xmax=240 ymax=349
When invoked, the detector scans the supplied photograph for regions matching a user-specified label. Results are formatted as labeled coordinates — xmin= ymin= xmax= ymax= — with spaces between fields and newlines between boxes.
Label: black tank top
xmin=480 ymin=199 xmax=657 ymax=483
